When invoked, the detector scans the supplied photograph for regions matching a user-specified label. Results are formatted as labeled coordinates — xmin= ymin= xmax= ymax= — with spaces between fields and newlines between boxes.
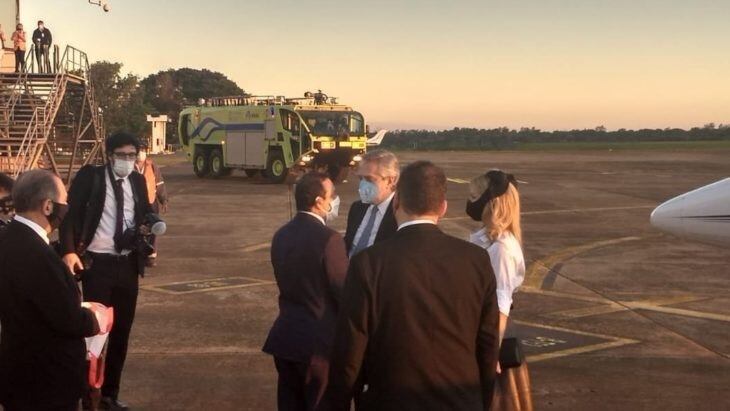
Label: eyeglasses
xmin=112 ymin=152 xmax=137 ymax=160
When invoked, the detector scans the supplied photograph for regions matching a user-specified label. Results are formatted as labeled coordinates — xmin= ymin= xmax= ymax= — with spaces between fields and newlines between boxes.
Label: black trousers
xmin=14 ymin=49 xmax=24 ymax=72
xmin=82 ymin=254 xmax=139 ymax=400
xmin=34 ymin=44 xmax=50 ymax=73
xmin=274 ymin=357 xmax=329 ymax=411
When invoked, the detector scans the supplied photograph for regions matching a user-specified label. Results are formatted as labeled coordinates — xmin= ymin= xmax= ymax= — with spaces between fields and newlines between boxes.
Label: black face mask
xmin=466 ymin=191 xmax=491 ymax=222
xmin=0 ymin=196 xmax=12 ymax=214
xmin=46 ymin=201 xmax=69 ymax=231
xmin=465 ymin=170 xmax=518 ymax=222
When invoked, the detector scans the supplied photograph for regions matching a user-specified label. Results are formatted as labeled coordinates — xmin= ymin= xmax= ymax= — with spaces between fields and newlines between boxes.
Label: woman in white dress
xmin=467 ymin=170 xmax=524 ymax=345
xmin=466 ymin=170 xmax=531 ymax=410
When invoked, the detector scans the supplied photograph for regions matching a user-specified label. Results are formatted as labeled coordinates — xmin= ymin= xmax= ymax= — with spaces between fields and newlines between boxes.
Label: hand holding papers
xmin=82 ymin=302 xmax=114 ymax=389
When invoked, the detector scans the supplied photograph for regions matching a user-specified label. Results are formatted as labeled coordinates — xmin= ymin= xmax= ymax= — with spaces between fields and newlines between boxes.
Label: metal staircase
xmin=0 ymin=45 xmax=104 ymax=182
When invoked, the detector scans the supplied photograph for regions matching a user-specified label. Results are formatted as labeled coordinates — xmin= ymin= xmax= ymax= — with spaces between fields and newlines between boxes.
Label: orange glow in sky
xmin=20 ymin=0 xmax=730 ymax=130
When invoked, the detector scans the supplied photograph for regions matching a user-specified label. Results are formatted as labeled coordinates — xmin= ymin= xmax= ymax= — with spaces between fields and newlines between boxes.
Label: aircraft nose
xmin=650 ymin=197 xmax=684 ymax=236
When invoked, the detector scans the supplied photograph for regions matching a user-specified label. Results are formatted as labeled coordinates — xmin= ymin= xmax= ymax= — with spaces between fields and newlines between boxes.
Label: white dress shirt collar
xmin=376 ymin=192 xmax=395 ymax=214
xmin=300 ymin=211 xmax=325 ymax=226
xmin=14 ymin=215 xmax=50 ymax=244
xmin=397 ymin=219 xmax=437 ymax=231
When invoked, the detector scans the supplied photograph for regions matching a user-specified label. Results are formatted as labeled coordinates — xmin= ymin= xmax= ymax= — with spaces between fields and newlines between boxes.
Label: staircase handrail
xmin=12 ymin=106 xmax=45 ymax=177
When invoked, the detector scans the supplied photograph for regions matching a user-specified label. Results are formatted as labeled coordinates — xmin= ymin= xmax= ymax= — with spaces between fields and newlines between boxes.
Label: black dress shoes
xmin=100 ymin=397 xmax=130 ymax=410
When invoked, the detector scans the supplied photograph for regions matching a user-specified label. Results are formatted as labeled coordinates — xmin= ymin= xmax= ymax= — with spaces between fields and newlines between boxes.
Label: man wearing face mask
xmin=263 ymin=172 xmax=348 ymax=411
xmin=0 ymin=170 xmax=100 ymax=411
xmin=135 ymin=141 xmax=168 ymax=267
xmin=60 ymin=132 xmax=153 ymax=411
xmin=0 ymin=173 xmax=14 ymax=226
xmin=344 ymin=149 xmax=400 ymax=257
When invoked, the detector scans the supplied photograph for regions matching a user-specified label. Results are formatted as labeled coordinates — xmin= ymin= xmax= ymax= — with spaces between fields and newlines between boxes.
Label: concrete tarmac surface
xmin=118 ymin=148 xmax=729 ymax=410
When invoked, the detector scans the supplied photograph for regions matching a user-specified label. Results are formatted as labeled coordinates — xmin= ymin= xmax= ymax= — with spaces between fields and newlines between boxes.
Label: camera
xmin=117 ymin=213 xmax=166 ymax=257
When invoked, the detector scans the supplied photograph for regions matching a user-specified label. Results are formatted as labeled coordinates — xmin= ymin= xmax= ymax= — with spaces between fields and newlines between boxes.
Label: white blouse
xmin=469 ymin=228 xmax=525 ymax=316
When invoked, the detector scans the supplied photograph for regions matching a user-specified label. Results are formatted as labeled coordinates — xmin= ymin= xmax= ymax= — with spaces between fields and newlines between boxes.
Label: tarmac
xmin=121 ymin=148 xmax=730 ymax=410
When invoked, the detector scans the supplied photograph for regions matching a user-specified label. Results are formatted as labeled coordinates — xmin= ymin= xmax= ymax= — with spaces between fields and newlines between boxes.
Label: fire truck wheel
xmin=265 ymin=149 xmax=288 ymax=184
xmin=193 ymin=150 xmax=210 ymax=178
xmin=209 ymin=148 xmax=230 ymax=178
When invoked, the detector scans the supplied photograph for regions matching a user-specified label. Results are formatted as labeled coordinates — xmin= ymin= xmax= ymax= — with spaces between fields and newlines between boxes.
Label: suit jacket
xmin=263 ymin=213 xmax=349 ymax=363
xmin=328 ymin=223 xmax=500 ymax=411
xmin=60 ymin=165 xmax=153 ymax=269
xmin=0 ymin=221 xmax=98 ymax=408
xmin=344 ymin=199 xmax=398 ymax=254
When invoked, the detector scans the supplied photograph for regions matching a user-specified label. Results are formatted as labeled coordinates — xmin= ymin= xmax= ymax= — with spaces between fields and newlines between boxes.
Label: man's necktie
xmin=351 ymin=205 xmax=378 ymax=257
xmin=112 ymin=179 xmax=125 ymax=252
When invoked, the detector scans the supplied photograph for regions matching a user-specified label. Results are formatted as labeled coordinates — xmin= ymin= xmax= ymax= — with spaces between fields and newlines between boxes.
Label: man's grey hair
xmin=362 ymin=149 xmax=400 ymax=179
xmin=12 ymin=169 xmax=59 ymax=213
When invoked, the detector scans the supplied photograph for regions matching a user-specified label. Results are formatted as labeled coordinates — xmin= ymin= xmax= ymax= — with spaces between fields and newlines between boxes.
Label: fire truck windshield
xmin=299 ymin=111 xmax=364 ymax=137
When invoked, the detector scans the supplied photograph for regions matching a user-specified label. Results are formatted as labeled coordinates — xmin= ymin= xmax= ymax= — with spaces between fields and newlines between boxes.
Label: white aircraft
xmin=367 ymin=129 xmax=388 ymax=146
xmin=650 ymin=178 xmax=730 ymax=247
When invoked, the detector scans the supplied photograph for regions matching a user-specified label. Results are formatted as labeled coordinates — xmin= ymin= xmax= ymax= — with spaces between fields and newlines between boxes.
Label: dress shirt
xmin=469 ymin=228 xmax=525 ymax=316
xmin=14 ymin=215 xmax=49 ymax=244
xmin=300 ymin=211 xmax=325 ymax=226
xmin=350 ymin=192 xmax=395 ymax=251
xmin=397 ymin=219 xmax=437 ymax=231
xmin=87 ymin=170 xmax=135 ymax=255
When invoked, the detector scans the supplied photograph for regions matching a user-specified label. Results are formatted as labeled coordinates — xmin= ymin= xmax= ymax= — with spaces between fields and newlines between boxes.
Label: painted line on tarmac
xmin=514 ymin=320 xmax=639 ymax=363
xmin=442 ymin=205 xmax=655 ymax=222
xmin=544 ymin=295 xmax=706 ymax=320
xmin=141 ymin=276 xmax=275 ymax=295
xmin=528 ymin=287 xmax=729 ymax=323
xmin=241 ymin=242 xmax=272 ymax=252
xmin=522 ymin=205 xmax=655 ymax=216
xmin=241 ymin=231 xmax=345 ymax=253
xmin=523 ymin=236 xmax=644 ymax=289
xmin=624 ymin=302 xmax=730 ymax=323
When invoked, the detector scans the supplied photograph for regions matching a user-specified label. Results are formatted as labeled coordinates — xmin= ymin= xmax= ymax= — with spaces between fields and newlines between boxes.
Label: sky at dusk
xmin=16 ymin=0 xmax=730 ymax=130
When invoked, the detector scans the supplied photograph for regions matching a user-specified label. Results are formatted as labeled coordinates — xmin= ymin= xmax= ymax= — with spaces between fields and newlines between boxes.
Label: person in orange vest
xmin=135 ymin=141 xmax=168 ymax=267
xmin=11 ymin=23 xmax=26 ymax=73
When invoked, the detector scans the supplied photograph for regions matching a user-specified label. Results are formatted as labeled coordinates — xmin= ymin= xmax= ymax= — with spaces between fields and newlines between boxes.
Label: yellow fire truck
xmin=179 ymin=91 xmax=372 ymax=183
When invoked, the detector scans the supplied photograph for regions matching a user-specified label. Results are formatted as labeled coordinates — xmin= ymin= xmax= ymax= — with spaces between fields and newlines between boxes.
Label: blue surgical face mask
xmin=358 ymin=179 xmax=379 ymax=204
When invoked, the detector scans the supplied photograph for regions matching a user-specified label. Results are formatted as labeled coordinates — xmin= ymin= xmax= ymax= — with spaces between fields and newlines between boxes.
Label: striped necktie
xmin=351 ymin=205 xmax=378 ymax=257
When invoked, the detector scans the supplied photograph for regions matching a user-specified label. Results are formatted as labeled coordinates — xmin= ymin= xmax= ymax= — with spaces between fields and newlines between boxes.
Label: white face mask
xmin=138 ymin=151 xmax=147 ymax=162
xmin=325 ymin=195 xmax=341 ymax=224
xmin=113 ymin=158 xmax=135 ymax=178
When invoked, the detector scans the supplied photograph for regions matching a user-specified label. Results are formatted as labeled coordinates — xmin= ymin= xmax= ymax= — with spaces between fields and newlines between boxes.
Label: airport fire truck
xmin=179 ymin=91 xmax=376 ymax=183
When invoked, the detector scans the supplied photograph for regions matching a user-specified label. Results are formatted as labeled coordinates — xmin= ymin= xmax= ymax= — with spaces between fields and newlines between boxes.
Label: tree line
xmin=89 ymin=61 xmax=729 ymax=149
xmin=89 ymin=62 xmax=243 ymax=140
xmin=380 ymin=125 xmax=730 ymax=150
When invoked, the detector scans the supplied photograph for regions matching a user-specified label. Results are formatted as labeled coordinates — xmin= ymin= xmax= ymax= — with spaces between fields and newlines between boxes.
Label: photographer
xmin=60 ymin=132 xmax=155 ymax=411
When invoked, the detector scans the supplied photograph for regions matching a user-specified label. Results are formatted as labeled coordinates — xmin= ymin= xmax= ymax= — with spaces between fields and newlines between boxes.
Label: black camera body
xmin=118 ymin=213 xmax=166 ymax=257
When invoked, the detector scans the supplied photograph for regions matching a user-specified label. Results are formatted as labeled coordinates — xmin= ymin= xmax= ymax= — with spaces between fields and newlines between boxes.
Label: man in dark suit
xmin=263 ymin=172 xmax=349 ymax=411
xmin=60 ymin=132 xmax=154 ymax=410
xmin=344 ymin=149 xmax=399 ymax=257
xmin=0 ymin=170 xmax=100 ymax=411
xmin=329 ymin=161 xmax=500 ymax=411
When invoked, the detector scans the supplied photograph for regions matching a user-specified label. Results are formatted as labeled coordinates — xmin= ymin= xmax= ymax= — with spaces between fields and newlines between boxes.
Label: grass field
xmin=384 ymin=139 xmax=730 ymax=152
xmin=513 ymin=140 xmax=730 ymax=151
